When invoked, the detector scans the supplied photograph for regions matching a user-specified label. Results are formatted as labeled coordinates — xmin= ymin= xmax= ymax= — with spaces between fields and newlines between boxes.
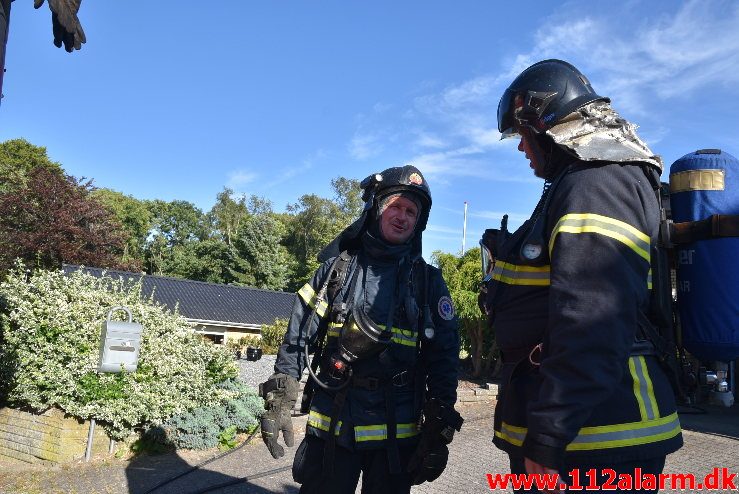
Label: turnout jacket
xmin=275 ymin=234 xmax=459 ymax=451
xmin=486 ymin=161 xmax=683 ymax=469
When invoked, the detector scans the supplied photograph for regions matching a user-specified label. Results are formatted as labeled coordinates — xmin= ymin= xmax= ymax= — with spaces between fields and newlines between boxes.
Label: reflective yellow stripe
xmin=629 ymin=356 xmax=659 ymax=421
xmin=297 ymin=283 xmax=328 ymax=318
xmin=307 ymin=411 xmax=341 ymax=435
xmin=327 ymin=321 xmax=416 ymax=347
xmin=670 ymin=169 xmax=725 ymax=193
xmin=496 ymin=412 xmax=680 ymax=451
xmin=549 ymin=213 xmax=650 ymax=262
xmin=647 ymin=269 xmax=652 ymax=290
xmin=491 ymin=261 xmax=550 ymax=286
xmin=390 ymin=326 xmax=417 ymax=347
xmin=355 ymin=422 xmax=419 ymax=442
xmin=327 ymin=322 xmax=341 ymax=338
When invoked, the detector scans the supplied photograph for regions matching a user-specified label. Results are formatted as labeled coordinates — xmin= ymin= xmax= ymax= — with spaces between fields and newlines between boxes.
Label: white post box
xmin=97 ymin=306 xmax=142 ymax=373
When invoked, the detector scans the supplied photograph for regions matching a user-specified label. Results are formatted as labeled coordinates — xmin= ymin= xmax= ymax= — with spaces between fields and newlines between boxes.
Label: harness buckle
xmin=392 ymin=370 xmax=410 ymax=387
xmin=528 ymin=343 xmax=543 ymax=367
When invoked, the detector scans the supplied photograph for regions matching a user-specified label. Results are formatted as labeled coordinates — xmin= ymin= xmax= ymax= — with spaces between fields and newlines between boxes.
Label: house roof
xmin=63 ymin=265 xmax=296 ymax=328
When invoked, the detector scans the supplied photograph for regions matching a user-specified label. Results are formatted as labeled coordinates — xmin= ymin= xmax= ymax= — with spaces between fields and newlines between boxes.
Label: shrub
xmin=150 ymin=379 xmax=263 ymax=450
xmin=0 ymin=264 xmax=238 ymax=439
xmin=260 ymin=318 xmax=288 ymax=354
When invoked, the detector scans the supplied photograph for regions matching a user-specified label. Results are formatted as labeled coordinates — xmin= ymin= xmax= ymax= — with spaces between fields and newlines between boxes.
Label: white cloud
xmin=426 ymin=223 xmax=462 ymax=235
xmin=227 ymin=170 xmax=257 ymax=188
xmin=349 ymin=132 xmax=384 ymax=160
xmin=513 ymin=1 xmax=739 ymax=116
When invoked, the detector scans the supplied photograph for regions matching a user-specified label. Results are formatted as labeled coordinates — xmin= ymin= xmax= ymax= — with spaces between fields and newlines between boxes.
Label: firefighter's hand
xmin=525 ymin=457 xmax=562 ymax=494
xmin=408 ymin=443 xmax=449 ymax=484
xmin=259 ymin=373 xmax=299 ymax=459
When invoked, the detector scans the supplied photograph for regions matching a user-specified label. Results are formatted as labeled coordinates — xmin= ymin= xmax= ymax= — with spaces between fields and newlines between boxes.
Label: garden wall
xmin=0 ymin=407 xmax=110 ymax=464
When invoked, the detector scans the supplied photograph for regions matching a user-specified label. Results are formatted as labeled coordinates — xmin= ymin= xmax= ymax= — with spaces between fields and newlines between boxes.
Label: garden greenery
xmin=0 ymin=263 xmax=245 ymax=440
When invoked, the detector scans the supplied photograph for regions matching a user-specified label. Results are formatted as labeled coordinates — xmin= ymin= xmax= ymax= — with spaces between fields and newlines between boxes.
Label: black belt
xmin=351 ymin=370 xmax=413 ymax=391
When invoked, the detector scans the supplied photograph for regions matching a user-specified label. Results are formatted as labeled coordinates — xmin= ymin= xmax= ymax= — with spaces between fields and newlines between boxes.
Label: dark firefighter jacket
xmin=486 ymin=161 xmax=683 ymax=469
xmin=275 ymin=232 xmax=459 ymax=451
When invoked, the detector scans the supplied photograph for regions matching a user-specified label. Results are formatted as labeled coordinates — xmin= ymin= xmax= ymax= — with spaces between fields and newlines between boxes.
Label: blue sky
xmin=2 ymin=0 xmax=738 ymax=260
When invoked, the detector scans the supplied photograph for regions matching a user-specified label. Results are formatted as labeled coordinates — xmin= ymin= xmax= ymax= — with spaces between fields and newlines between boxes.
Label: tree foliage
xmin=433 ymin=248 xmax=498 ymax=378
xmin=0 ymin=167 xmax=133 ymax=272
xmin=92 ymin=188 xmax=152 ymax=264
xmin=0 ymin=138 xmax=370 ymax=294
xmin=0 ymin=138 xmax=62 ymax=193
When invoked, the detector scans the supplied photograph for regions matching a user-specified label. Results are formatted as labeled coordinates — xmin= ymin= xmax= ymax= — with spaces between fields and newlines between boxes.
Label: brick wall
xmin=0 ymin=407 xmax=110 ymax=464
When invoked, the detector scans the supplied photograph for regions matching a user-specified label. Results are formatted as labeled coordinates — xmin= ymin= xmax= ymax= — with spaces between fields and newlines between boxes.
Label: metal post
xmin=109 ymin=438 xmax=116 ymax=455
xmin=462 ymin=201 xmax=468 ymax=254
xmin=84 ymin=418 xmax=95 ymax=462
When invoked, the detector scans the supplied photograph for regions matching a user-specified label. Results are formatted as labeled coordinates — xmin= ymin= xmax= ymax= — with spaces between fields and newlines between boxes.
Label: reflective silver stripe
xmin=496 ymin=412 xmax=681 ymax=451
xmin=297 ymin=283 xmax=328 ymax=318
xmin=354 ymin=422 xmax=419 ymax=442
xmin=549 ymin=213 xmax=650 ymax=262
xmin=629 ymin=356 xmax=659 ymax=421
xmin=307 ymin=411 xmax=341 ymax=435
xmin=491 ymin=261 xmax=550 ymax=286
xmin=568 ymin=413 xmax=680 ymax=450
xmin=390 ymin=327 xmax=417 ymax=347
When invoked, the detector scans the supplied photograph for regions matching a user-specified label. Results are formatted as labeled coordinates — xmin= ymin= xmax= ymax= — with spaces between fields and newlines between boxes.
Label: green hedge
xmin=0 ymin=263 xmax=242 ymax=440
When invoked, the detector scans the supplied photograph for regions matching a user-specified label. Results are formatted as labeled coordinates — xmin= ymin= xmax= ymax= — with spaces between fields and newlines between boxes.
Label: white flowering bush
xmin=0 ymin=264 xmax=240 ymax=440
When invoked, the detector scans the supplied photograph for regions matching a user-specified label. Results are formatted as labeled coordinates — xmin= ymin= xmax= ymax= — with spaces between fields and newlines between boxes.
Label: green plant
xmin=260 ymin=318 xmax=288 ymax=354
xmin=150 ymin=379 xmax=263 ymax=450
xmin=0 ymin=263 xmax=238 ymax=440
xmin=218 ymin=425 xmax=238 ymax=450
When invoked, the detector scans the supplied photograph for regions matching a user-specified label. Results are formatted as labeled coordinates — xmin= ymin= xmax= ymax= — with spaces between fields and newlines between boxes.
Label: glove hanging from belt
xmin=259 ymin=373 xmax=300 ymax=459
xmin=407 ymin=398 xmax=464 ymax=485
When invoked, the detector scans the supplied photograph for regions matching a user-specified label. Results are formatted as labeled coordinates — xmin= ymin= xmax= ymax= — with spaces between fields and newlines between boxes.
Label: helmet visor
xmin=497 ymin=88 xmax=519 ymax=139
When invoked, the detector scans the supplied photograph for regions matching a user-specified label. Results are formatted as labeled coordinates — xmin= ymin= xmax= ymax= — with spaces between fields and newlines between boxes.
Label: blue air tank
xmin=669 ymin=149 xmax=739 ymax=362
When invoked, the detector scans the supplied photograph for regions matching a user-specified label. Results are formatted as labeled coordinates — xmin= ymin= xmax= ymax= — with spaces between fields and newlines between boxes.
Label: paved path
xmin=1 ymin=402 xmax=738 ymax=493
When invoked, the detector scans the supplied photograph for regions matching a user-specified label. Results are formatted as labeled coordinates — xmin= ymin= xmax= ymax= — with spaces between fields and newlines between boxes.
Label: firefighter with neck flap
xmin=258 ymin=165 xmax=462 ymax=494
xmin=483 ymin=59 xmax=683 ymax=493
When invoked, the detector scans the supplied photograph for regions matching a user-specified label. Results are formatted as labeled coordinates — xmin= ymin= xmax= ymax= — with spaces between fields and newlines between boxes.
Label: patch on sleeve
xmin=437 ymin=295 xmax=455 ymax=321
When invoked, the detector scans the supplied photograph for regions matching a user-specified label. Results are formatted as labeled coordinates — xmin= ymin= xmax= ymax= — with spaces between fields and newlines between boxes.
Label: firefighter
xmin=259 ymin=165 xmax=462 ymax=494
xmin=484 ymin=59 xmax=683 ymax=493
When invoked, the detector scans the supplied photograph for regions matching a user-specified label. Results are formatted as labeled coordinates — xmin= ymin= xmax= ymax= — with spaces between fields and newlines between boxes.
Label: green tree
xmin=433 ymin=248 xmax=497 ymax=378
xmin=0 ymin=167 xmax=131 ymax=272
xmin=0 ymin=138 xmax=63 ymax=193
xmin=282 ymin=177 xmax=361 ymax=290
xmin=233 ymin=196 xmax=290 ymax=290
xmin=208 ymin=187 xmax=249 ymax=247
xmin=161 ymin=239 xmax=240 ymax=284
xmin=331 ymin=176 xmax=363 ymax=220
xmin=92 ymin=188 xmax=152 ymax=266
xmin=145 ymin=199 xmax=212 ymax=275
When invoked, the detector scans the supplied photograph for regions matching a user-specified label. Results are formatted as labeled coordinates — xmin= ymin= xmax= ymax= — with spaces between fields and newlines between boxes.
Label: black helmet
xmin=317 ymin=164 xmax=431 ymax=262
xmin=497 ymin=59 xmax=609 ymax=138
xmin=361 ymin=164 xmax=432 ymax=232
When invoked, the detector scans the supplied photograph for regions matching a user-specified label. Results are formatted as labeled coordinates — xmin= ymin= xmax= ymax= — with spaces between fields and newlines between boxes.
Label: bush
xmin=0 ymin=264 xmax=238 ymax=439
xmin=260 ymin=318 xmax=288 ymax=354
xmin=149 ymin=379 xmax=263 ymax=450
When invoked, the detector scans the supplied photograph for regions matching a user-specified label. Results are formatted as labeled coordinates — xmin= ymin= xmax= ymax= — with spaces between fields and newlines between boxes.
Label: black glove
xmin=34 ymin=0 xmax=87 ymax=52
xmin=407 ymin=398 xmax=463 ymax=485
xmin=259 ymin=373 xmax=299 ymax=459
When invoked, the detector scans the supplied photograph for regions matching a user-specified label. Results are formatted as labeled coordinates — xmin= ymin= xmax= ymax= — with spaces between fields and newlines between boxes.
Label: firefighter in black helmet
xmin=259 ymin=165 xmax=462 ymax=494
xmin=483 ymin=59 xmax=683 ymax=492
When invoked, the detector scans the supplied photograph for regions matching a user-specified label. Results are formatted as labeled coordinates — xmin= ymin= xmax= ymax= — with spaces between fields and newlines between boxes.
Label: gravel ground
xmin=238 ymin=355 xmax=278 ymax=390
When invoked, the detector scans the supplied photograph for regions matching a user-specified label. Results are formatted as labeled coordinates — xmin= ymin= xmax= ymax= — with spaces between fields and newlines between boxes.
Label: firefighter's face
xmin=518 ymin=129 xmax=546 ymax=178
xmin=379 ymin=195 xmax=419 ymax=244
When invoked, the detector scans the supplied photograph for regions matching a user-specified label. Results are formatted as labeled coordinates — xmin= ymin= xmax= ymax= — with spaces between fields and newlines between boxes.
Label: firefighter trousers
xmin=292 ymin=435 xmax=415 ymax=494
